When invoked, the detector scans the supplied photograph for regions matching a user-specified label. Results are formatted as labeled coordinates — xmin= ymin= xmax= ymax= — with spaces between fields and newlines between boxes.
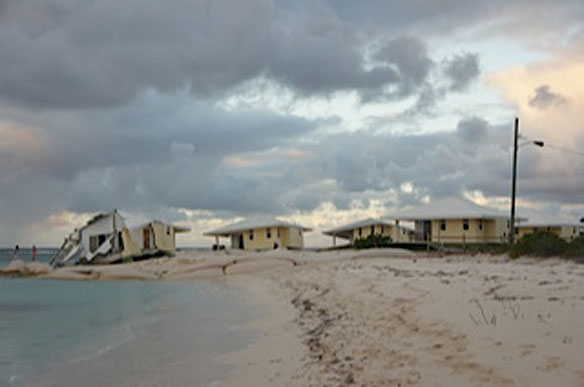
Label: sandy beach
xmin=3 ymin=250 xmax=584 ymax=386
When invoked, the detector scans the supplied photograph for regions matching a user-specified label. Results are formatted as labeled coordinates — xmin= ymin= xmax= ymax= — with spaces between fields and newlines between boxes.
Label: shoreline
xmin=3 ymin=249 xmax=584 ymax=386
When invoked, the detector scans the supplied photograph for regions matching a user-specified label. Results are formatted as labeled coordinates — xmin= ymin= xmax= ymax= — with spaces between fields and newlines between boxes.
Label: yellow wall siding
xmin=121 ymin=228 xmax=140 ymax=258
xmin=151 ymin=222 xmax=176 ymax=253
xmin=431 ymin=219 xmax=506 ymax=243
xmin=349 ymin=223 xmax=413 ymax=243
xmin=121 ymin=222 xmax=177 ymax=258
xmin=240 ymin=226 xmax=304 ymax=250
xmin=286 ymin=227 xmax=305 ymax=248
xmin=518 ymin=225 xmax=580 ymax=241
xmin=493 ymin=219 xmax=509 ymax=243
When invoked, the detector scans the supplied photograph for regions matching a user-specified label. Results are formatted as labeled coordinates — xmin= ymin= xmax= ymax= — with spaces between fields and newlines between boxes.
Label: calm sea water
xmin=0 ymin=249 xmax=260 ymax=387
xmin=0 ymin=248 xmax=56 ymax=266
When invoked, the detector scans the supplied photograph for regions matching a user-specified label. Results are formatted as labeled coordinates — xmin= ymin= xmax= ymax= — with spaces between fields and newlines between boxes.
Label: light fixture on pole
xmin=509 ymin=117 xmax=544 ymax=245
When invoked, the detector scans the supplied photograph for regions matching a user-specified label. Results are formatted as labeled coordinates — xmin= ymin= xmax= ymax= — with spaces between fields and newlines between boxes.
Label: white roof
xmin=204 ymin=216 xmax=312 ymax=236
xmin=517 ymin=211 xmax=583 ymax=228
xmin=384 ymin=197 xmax=513 ymax=221
xmin=323 ymin=218 xmax=395 ymax=236
xmin=119 ymin=211 xmax=151 ymax=229
xmin=87 ymin=210 xmax=190 ymax=233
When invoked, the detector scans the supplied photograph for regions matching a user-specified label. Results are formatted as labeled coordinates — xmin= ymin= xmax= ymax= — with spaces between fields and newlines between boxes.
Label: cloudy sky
xmin=1 ymin=0 xmax=583 ymax=247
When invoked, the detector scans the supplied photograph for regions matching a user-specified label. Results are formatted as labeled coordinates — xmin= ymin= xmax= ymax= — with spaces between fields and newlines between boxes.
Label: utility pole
xmin=509 ymin=118 xmax=519 ymax=245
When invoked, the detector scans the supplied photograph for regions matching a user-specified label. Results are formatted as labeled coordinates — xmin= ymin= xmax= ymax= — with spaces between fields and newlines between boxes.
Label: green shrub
xmin=565 ymin=235 xmax=584 ymax=258
xmin=509 ymin=231 xmax=568 ymax=258
xmin=354 ymin=234 xmax=392 ymax=249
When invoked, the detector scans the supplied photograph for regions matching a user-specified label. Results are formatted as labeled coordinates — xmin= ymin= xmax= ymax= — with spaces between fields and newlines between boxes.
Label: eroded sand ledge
xmin=3 ymin=250 xmax=584 ymax=386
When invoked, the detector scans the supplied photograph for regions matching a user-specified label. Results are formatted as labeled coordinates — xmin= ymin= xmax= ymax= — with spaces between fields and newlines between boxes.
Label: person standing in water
xmin=32 ymin=245 xmax=37 ymax=262
xmin=13 ymin=245 xmax=19 ymax=260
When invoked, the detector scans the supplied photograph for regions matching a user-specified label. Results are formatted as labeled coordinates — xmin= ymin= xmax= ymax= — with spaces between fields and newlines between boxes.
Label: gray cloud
xmin=373 ymin=37 xmax=434 ymax=97
xmin=0 ymin=0 xmax=486 ymax=111
xmin=443 ymin=53 xmax=480 ymax=91
xmin=456 ymin=116 xmax=489 ymax=144
xmin=528 ymin=85 xmax=567 ymax=110
xmin=0 ymin=94 xmax=318 ymax=233
xmin=1 ymin=0 xmax=583 ymax=244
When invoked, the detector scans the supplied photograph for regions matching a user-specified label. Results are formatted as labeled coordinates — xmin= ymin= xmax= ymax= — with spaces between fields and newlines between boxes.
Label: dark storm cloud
xmin=373 ymin=37 xmax=434 ymax=96
xmin=301 ymin=120 xmax=510 ymax=202
xmin=443 ymin=53 xmax=480 ymax=91
xmin=528 ymin=85 xmax=567 ymax=110
xmin=0 ymin=0 xmax=482 ymax=110
xmin=1 ymin=0 xmax=583 ymax=244
xmin=456 ymin=116 xmax=489 ymax=144
xmin=0 ymin=93 xmax=318 ymax=228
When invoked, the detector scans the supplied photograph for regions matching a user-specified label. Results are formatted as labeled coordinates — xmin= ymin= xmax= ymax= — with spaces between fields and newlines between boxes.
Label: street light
xmin=509 ymin=117 xmax=544 ymax=245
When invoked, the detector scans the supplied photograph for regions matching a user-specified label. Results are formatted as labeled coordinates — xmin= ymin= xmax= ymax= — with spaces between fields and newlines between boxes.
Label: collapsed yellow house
xmin=322 ymin=218 xmax=415 ymax=246
xmin=50 ymin=211 xmax=190 ymax=266
xmin=384 ymin=197 xmax=519 ymax=244
xmin=204 ymin=217 xmax=311 ymax=250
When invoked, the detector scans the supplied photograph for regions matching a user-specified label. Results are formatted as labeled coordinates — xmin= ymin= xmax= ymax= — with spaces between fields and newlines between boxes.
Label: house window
xmin=371 ymin=225 xmax=375 ymax=235
xmin=463 ymin=219 xmax=469 ymax=231
xmin=166 ymin=226 xmax=171 ymax=235
xmin=440 ymin=220 xmax=446 ymax=231
xmin=90 ymin=234 xmax=107 ymax=253
xmin=89 ymin=236 xmax=99 ymax=253
xmin=515 ymin=228 xmax=519 ymax=234
xmin=277 ymin=228 xmax=281 ymax=238
xmin=381 ymin=225 xmax=384 ymax=234
xmin=267 ymin=228 xmax=271 ymax=239
xmin=358 ymin=227 xmax=362 ymax=236
xmin=479 ymin=220 xmax=483 ymax=231
xmin=249 ymin=230 xmax=254 ymax=240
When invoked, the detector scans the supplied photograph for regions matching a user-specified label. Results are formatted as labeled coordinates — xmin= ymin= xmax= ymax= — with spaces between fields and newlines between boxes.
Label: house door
xmin=238 ymin=234 xmax=244 ymax=249
xmin=423 ymin=221 xmax=431 ymax=241
xmin=143 ymin=228 xmax=151 ymax=249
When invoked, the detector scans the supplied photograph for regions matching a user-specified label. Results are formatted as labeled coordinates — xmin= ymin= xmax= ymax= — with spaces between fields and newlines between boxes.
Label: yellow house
xmin=204 ymin=217 xmax=312 ymax=250
xmin=384 ymin=197 xmax=517 ymax=244
xmin=322 ymin=218 xmax=415 ymax=246
xmin=517 ymin=221 xmax=583 ymax=241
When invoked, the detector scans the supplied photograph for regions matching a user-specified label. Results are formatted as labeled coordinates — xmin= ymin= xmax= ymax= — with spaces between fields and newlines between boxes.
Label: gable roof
xmin=384 ymin=197 xmax=513 ymax=221
xmin=204 ymin=216 xmax=312 ymax=236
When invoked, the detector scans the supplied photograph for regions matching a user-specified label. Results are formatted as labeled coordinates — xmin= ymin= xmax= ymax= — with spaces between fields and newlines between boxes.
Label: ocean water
xmin=0 ymin=248 xmax=57 ymax=266
xmin=0 ymin=250 xmax=261 ymax=387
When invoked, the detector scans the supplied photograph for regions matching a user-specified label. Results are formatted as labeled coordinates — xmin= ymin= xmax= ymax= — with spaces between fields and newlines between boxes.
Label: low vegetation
xmin=509 ymin=232 xmax=584 ymax=259
xmin=354 ymin=234 xmax=392 ymax=249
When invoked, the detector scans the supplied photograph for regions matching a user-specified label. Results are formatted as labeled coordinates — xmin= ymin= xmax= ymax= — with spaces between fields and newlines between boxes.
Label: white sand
xmin=3 ymin=249 xmax=584 ymax=386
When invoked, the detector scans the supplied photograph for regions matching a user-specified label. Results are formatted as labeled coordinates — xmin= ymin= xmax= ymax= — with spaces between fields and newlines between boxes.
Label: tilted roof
xmin=384 ymin=197 xmax=514 ymax=221
xmin=204 ymin=216 xmax=312 ymax=236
